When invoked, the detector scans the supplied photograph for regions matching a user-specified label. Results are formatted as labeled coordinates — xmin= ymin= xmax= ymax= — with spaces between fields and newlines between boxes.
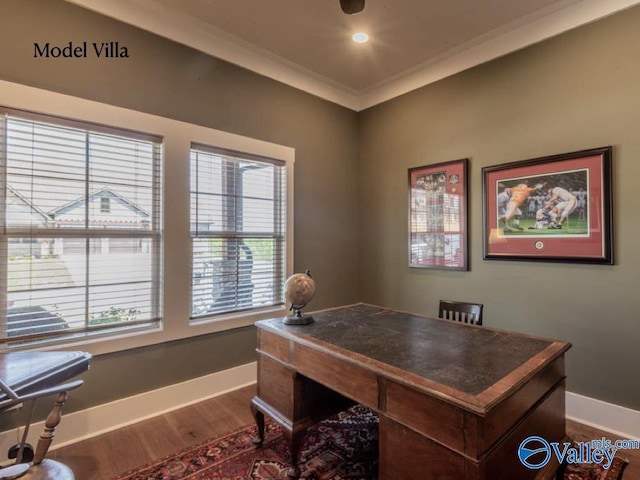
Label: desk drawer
xmin=380 ymin=383 xmax=565 ymax=480
xmin=384 ymin=380 xmax=466 ymax=453
xmin=258 ymin=329 xmax=291 ymax=364
xmin=293 ymin=344 xmax=378 ymax=408
xmin=256 ymin=354 xmax=295 ymax=418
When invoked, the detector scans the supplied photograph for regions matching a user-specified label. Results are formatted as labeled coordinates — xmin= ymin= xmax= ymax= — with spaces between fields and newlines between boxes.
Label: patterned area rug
xmin=564 ymin=456 xmax=628 ymax=480
xmin=112 ymin=405 xmax=627 ymax=480
xmin=113 ymin=405 xmax=378 ymax=480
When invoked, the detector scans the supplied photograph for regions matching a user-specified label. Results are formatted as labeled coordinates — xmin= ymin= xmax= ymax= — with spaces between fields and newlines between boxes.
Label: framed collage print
xmin=482 ymin=146 xmax=613 ymax=264
xmin=408 ymin=159 xmax=468 ymax=270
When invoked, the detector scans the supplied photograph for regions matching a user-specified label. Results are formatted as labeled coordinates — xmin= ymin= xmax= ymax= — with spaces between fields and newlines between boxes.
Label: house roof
xmin=7 ymin=185 xmax=51 ymax=225
xmin=49 ymin=186 xmax=150 ymax=219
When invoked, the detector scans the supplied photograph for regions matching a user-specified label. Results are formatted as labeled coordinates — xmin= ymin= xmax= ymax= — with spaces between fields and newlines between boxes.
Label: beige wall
xmin=358 ymin=6 xmax=640 ymax=409
xmin=0 ymin=0 xmax=360 ymax=416
xmin=1 ymin=0 xmax=639 ymax=418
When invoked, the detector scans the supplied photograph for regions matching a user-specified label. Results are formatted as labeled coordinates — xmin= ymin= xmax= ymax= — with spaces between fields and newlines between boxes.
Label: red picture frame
xmin=482 ymin=147 xmax=613 ymax=264
xmin=409 ymin=159 xmax=469 ymax=270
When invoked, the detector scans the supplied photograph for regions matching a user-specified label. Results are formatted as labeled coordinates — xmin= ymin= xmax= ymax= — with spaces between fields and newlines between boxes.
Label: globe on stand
xmin=283 ymin=270 xmax=315 ymax=325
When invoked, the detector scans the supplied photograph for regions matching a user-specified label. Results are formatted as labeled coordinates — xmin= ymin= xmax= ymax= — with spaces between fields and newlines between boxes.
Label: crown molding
xmin=66 ymin=0 xmax=640 ymax=112
xmin=357 ymin=0 xmax=640 ymax=110
xmin=64 ymin=0 xmax=362 ymax=109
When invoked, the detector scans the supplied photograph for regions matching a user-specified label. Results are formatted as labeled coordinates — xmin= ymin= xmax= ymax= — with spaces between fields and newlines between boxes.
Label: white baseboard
xmin=0 ymin=361 xmax=257 ymax=458
xmin=1 ymin=365 xmax=638 ymax=460
xmin=566 ymin=391 xmax=640 ymax=440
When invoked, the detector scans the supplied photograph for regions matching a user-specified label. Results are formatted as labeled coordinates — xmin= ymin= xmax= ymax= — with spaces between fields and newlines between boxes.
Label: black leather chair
xmin=438 ymin=300 xmax=483 ymax=326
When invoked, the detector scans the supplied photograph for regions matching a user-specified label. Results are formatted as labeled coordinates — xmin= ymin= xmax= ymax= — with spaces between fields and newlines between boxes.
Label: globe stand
xmin=283 ymin=306 xmax=314 ymax=325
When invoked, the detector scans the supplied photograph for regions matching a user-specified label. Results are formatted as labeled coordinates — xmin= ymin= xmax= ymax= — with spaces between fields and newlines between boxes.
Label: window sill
xmin=12 ymin=305 xmax=288 ymax=356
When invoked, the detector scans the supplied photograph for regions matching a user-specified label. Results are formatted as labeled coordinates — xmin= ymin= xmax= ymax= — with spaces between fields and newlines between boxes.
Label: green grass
xmin=503 ymin=216 xmax=588 ymax=235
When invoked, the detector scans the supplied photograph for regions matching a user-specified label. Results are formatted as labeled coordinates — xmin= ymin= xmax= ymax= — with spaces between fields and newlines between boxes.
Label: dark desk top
xmin=0 ymin=351 xmax=91 ymax=401
xmin=257 ymin=304 xmax=570 ymax=410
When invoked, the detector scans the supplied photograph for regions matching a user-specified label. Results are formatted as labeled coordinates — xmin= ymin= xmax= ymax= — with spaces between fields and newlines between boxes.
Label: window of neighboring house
xmin=0 ymin=107 xmax=162 ymax=345
xmin=190 ymin=144 xmax=286 ymax=319
xmin=101 ymin=197 xmax=111 ymax=213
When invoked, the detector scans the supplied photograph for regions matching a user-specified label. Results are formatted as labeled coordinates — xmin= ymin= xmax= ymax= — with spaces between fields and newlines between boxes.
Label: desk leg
xmin=281 ymin=428 xmax=304 ymax=479
xmin=251 ymin=402 xmax=265 ymax=447
xmin=252 ymin=354 xmax=354 ymax=479
xmin=251 ymin=397 xmax=304 ymax=479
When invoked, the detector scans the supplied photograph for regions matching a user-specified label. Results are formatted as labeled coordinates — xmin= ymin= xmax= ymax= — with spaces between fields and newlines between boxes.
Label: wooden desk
xmin=251 ymin=304 xmax=571 ymax=479
xmin=0 ymin=351 xmax=91 ymax=480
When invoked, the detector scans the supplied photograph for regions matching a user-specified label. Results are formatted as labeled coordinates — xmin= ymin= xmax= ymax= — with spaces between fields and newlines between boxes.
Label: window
xmin=0 ymin=107 xmax=162 ymax=344
xmin=190 ymin=144 xmax=286 ymax=318
xmin=1 ymin=80 xmax=293 ymax=354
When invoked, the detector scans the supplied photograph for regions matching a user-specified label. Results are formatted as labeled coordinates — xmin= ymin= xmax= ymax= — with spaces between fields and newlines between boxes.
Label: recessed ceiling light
xmin=352 ymin=32 xmax=369 ymax=44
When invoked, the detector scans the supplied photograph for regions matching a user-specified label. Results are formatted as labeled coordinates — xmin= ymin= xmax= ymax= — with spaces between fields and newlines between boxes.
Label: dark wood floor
xmin=47 ymin=384 xmax=638 ymax=480
xmin=49 ymin=386 xmax=257 ymax=479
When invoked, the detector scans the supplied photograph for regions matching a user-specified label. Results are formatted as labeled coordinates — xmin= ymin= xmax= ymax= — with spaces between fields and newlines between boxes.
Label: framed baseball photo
xmin=482 ymin=146 xmax=613 ymax=264
xmin=409 ymin=158 xmax=468 ymax=270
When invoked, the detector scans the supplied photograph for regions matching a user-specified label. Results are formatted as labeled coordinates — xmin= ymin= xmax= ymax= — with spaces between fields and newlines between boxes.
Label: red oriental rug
xmin=112 ymin=405 xmax=627 ymax=480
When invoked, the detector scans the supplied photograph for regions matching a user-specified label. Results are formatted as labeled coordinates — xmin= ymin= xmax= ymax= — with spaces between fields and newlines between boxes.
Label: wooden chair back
xmin=438 ymin=300 xmax=483 ymax=326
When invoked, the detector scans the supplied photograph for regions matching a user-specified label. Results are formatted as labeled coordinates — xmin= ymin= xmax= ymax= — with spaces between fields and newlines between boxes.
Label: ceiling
xmin=67 ymin=0 xmax=640 ymax=111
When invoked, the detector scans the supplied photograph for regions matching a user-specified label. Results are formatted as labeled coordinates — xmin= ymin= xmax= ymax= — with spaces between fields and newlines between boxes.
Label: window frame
xmin=0 ymin=79 xmax=294 ymax=356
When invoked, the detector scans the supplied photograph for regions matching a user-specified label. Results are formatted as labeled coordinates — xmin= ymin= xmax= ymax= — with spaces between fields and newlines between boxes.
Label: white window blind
xmin=190 ymin=144 xmax=286 ymax=318
xmin=0 ymin=107 xmax=162 ymax=344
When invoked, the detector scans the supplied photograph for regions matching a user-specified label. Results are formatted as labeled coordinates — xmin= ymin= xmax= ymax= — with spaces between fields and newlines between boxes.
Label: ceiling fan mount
xmin=339 ymin=0 xmax=365 ymax=14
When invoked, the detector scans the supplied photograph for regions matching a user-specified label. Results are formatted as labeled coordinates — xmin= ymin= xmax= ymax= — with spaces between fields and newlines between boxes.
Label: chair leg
xmin=33 ymin=391 xmax=68 ymax=465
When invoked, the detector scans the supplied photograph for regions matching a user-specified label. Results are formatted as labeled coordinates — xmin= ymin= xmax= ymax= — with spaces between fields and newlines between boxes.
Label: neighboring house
xmin=6 ymin=187 xmax=150 ymax=336
xmin=6 ymin=185 xmax=151 ymax=255
xmin=48 ymin=187 xmax=151 ymax=254
xmin=49 ymin=186 xmax=150 ymax=228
